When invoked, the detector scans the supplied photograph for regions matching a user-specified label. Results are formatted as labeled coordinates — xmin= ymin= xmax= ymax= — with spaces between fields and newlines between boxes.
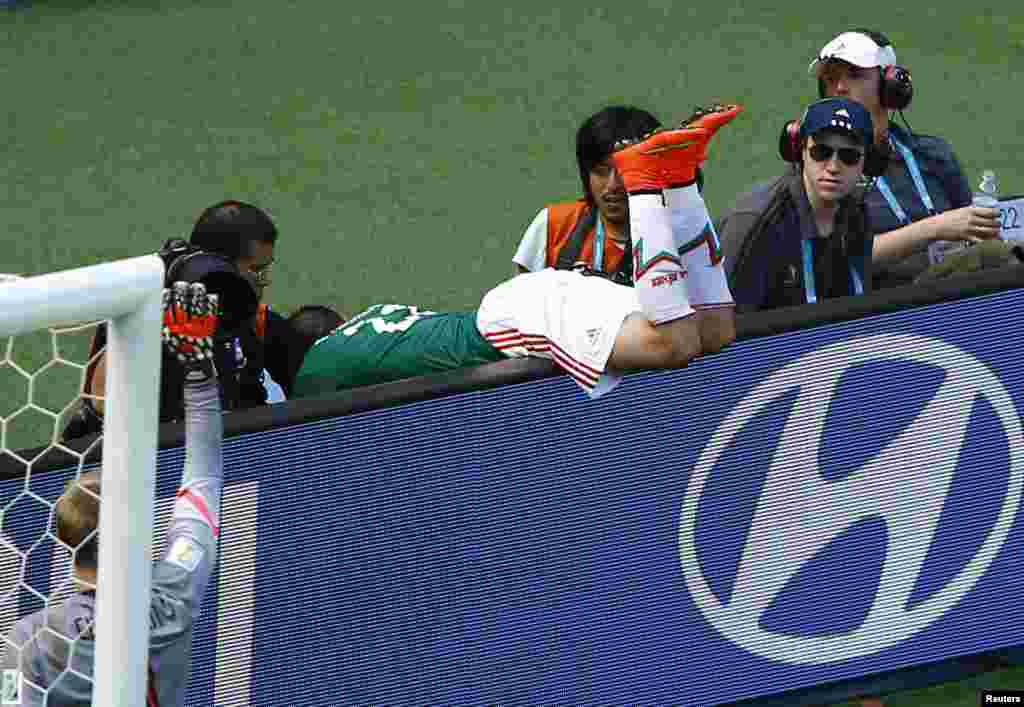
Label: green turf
xmin=2 ymin=0 xmax=1023 ymax=703
xmin=3 ymin=0 xmax=1022 ymax=313
xmin=830 ymin=663 xmax=1024 ymax=706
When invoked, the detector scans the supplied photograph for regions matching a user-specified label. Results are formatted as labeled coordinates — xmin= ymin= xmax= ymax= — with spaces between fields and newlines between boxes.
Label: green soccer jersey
xmin=292 ymin=304 xmax=505 ymax=397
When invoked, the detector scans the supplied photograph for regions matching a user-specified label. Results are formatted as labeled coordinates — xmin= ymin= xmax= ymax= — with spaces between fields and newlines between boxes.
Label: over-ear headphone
xmin=778 ymin=100 xmax=890 ymax=178
xmin=779 ymin=119 xmax=803 ymax=165
xmin=878 ymin=63 xmax=913 ymax=111
xmin=816 ymin=29 xmax=913 ymax=111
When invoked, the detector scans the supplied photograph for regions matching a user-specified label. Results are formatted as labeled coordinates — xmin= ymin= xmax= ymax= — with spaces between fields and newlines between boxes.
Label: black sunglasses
xmin=808 ymin=143 xmax=864 ymax=166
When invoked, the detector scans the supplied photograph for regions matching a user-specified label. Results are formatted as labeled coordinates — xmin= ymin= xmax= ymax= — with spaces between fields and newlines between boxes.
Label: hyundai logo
xmin=679 ymin=334 xmax=1024 ymax=664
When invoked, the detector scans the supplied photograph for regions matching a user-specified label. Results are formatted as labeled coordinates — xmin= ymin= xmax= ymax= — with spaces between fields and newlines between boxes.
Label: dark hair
xmin=281 ymin=305 xmax=345 ymax=390
xmin=576 ymin=106 xmax=661 ymax=203
xmin=190 ymin=200 xmax=278 ymax=260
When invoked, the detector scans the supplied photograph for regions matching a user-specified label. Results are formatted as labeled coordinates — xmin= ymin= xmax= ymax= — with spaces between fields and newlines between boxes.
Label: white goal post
xmin=0 ymin=255 xmax=164 ymax=707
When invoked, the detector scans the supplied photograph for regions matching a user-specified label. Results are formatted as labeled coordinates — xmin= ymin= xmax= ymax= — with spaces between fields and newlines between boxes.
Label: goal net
xmin=0 ymin=257 xmax=164 ymax=707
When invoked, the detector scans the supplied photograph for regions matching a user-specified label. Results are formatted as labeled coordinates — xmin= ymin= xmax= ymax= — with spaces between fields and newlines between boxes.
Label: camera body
xmin=157 ymin=238 xmax=262 ymax=417
xmin=61 ymin=240 xmax=262 ymax=443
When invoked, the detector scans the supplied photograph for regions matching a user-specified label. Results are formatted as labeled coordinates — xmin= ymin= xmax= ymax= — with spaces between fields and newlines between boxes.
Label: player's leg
xmin=609 ymin=105 xmax=741 ymax=362
xmin=606 ymin=312 xmax=702 ymax=370
xmin=666 ymin=184 xmax=736 ymax=354
xmin=610 ymin=103 xmax=741 ymax=323
xmin=662 ymin=105 xmax=743 ymax=354
xmin=612 ymin=136 xmax=693 ymax=326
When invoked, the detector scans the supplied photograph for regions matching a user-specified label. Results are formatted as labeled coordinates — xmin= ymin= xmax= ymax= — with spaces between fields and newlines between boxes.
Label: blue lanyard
xmin=801 ymin=239 xmax=864 ymax=304
xmin=592 ymin=216 xmax=605 ymax=271
xmin=874 ymin=136 xmax=936 ymax=225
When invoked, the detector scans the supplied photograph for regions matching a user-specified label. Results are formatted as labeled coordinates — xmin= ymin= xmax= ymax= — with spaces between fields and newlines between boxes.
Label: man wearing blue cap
xmin=718 ymin=97 xmax=876 ymax=312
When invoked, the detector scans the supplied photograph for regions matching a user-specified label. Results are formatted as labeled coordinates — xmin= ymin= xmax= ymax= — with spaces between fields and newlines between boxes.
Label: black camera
xmin=157 ymin=238 xmax=261 ymax=415
xmin=571 ymin=262 xmax=634 ymax=287
xmin=61 ymin=241 xmax=262 ymax=443
xmin=158 ymin=238 xmax=259 ymax=331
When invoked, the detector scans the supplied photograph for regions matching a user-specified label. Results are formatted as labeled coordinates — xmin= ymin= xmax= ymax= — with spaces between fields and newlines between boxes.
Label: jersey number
xmin=341 ymin=305 xmax=436 ymax=337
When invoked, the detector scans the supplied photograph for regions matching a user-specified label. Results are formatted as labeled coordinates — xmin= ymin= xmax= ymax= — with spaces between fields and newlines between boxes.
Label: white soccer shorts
xmin=476 ymin=268 xmax=688 ymax=399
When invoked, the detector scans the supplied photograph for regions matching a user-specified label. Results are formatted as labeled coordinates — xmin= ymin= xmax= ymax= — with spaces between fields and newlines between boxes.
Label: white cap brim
xmin=808 ymin=31 xmax=898 ymax=74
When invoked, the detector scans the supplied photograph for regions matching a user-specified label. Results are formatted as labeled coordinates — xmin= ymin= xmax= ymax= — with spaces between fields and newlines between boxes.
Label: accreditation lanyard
xmin=591 ymin=216 xmax=605 ymax=271
xmin=801 ymin=239 xmax=864 ymax=304
xmin=874 ymin=136 xmax=936 ymax=225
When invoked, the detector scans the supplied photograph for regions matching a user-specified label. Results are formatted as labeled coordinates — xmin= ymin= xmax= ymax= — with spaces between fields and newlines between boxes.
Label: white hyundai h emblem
xmin=679 ymin=334 xmax=1024 ymax=664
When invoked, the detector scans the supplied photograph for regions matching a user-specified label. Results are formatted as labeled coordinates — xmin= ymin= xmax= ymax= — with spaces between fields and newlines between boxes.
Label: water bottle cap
xmin=980 ymin=170 xmax=998 ymax=195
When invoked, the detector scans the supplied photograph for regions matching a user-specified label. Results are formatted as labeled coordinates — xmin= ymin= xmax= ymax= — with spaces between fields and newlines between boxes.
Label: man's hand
xmin=163 ymin=281 xmax=220 ymax=383
xmin=935 ymin=205 xmax=1002 ymax=243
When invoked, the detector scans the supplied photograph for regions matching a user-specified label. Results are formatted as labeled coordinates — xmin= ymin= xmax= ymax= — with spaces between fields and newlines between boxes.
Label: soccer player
xmin=1 ymin=283 xmax=225 ymax=707
xmin=290 ymin=105 xmax=743 ymax=400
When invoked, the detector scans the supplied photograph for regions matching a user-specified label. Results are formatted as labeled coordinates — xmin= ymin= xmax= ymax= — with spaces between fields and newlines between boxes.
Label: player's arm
xmin=150 ymin=283 xmax=225 ymax=639
xmin=672 ymin=204 xmax=736 ymax=354
xmin=609 ymin=312 xmax=702 ymax=371
xmin=684 ymin=229 xmax=736 ymax=354
xmin=696 ymin=308 xmax=735 ymax=354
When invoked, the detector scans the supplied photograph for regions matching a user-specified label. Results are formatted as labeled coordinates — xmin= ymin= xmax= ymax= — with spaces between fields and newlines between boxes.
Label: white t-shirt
xmin=512 ymin=208 xmax=550 ymax=272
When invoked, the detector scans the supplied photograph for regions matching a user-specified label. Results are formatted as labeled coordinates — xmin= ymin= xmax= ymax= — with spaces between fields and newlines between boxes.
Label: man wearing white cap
xmin=811 ymin=29 xmax=1001 ymax=288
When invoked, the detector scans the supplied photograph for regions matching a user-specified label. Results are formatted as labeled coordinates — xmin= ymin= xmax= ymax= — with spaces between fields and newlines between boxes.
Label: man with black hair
xmin=512 ymin=105 xmax=661 ymax=284
xmin=280 ymin=305 xmax=347 ymax=391
xmin=719 ymin=98 xmax=875 ymax=312
xmin=2 ymin=283 xmax=225 ymax=707
xmin=189 ymin=200 xmax=277 ymax=303
xmin=186 ymin=200 xmax=292 ymax=405
xmin=811 ymin=29 xmax=1001 ymax=287
xmin=62 ymin=200 xmax=292 ymax=443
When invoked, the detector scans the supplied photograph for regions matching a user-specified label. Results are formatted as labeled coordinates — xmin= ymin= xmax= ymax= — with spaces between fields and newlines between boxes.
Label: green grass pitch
xmin=2 ymin=1 xmax=1023 ymax=703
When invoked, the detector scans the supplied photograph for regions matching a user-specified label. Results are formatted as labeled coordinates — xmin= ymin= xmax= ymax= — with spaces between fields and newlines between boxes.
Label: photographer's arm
xmin=86 ymin=353 xmax=107 ymax=416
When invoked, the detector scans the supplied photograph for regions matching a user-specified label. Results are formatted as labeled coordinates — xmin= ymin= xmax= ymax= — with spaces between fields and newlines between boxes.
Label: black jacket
xmin=718 ymin=170 xmax=873 ymax=313
xmin=61 ymin=307 xmax=294 ymax=443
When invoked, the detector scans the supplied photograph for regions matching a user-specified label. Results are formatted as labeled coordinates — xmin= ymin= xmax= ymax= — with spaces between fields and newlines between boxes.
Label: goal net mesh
xmin=1 ymin=258 xmax=164 ymax=707
xmin=1 ymin=316 xmax=107 ymax=704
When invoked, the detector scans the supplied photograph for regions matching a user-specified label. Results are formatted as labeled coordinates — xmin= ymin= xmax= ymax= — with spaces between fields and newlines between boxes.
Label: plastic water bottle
xmin=973 ymin=170 xmax=999 ymax=208
xmin=929 ymin=170 xmax=1000 ymax=265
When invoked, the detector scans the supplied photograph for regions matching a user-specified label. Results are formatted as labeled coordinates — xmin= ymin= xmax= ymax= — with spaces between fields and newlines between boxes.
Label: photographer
xmin=511 ymin=105 xmax=662 ymax=285
xmin=62 ymin=200 xmax=290 ymax=442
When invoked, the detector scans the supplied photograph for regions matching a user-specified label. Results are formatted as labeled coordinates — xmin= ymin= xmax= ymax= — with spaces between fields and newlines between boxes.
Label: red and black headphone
xmin=816 ymin=29 xmax=914 ymax=111
xmin=777 ymin=99 xmax=891 ymax=178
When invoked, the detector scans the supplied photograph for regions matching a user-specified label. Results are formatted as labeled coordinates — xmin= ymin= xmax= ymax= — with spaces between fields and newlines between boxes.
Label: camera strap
xmin=554 ymin=207 xmax=633 ymax=283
